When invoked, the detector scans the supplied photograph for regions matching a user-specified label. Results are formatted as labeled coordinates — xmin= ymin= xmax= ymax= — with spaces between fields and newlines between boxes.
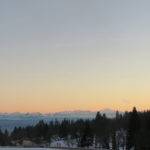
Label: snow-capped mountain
xmin=0 ymin=109 xmax=122 ymax=132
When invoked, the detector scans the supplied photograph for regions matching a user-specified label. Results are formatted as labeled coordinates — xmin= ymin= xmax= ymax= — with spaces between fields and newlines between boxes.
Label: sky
xmin=0 ymin=0 xmax=150 ymax=113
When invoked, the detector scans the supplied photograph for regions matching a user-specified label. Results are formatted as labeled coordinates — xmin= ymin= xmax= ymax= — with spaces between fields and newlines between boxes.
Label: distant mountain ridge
xmin=0 ymin=109 xmax=121 ymax=119
xmin=0 ymin=109 xmax=123 ymax=132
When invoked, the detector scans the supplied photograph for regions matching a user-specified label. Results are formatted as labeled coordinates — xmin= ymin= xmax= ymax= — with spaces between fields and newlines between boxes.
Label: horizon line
xmin=0 ymin=107 xmax=147 ymax=114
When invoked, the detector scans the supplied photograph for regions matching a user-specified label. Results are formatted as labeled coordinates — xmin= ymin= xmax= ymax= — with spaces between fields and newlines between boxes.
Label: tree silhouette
xmin=126 ymin=107 xmax=140 ymax=150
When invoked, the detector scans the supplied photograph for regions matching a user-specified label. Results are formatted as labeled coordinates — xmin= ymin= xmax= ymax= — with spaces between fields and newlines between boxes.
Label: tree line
xmin=0 ymin=107 xmax=150 ymax=149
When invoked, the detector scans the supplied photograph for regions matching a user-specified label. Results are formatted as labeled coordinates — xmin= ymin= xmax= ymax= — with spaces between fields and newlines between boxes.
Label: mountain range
xmin=0 ymin=109 xmax=122 ymax=132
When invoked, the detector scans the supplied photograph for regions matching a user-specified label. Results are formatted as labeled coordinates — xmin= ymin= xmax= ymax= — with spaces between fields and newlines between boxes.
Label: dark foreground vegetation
xmin=0 ymin=107 xmax=149 ymax=149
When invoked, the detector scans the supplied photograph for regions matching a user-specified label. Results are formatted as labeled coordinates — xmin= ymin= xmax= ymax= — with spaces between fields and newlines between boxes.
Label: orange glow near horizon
xmin=1 ymin=1 xmax=150 ymax=113
xmin=0 ymin=80 xmax=150 ymax=113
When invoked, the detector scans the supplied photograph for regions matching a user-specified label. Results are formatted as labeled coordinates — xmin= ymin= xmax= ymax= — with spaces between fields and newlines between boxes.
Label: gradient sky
xmin=0 ymin=0 xmax=150 ymax=113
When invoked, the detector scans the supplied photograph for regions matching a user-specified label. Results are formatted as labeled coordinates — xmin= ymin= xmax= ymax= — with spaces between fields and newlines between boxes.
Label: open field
xmin=0 ymin=148 xmax=105 ymax=150
xmin=0 ymin=148 xmax=103 ymax=150
xmin=0 ymin=148 xmax=62 ymax=150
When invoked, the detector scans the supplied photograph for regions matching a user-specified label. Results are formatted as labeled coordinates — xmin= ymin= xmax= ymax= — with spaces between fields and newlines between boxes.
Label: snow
xmin=50 ymin=137 xmax=78 ymax=148
xmin=0 ymin=148 xmax=61 ymax=150
xmin=0 ymin=148 xmax=111 ymax=150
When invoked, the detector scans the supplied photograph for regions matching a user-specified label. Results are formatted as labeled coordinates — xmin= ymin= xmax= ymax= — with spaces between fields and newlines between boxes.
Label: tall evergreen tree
xmin=112 ymin=130 xmax=117 ymax=150
xmin=126 ymin=107 xmax=140 ymax=150
xmin=80 ymin=121 xmax=93 ymax=147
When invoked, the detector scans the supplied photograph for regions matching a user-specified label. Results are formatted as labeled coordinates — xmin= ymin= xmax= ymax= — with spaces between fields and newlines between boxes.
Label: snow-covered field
xmin=0 ymin=149 xmax=61 ymax=150
xmin=0 ymin=148 xmax=110 ymax=150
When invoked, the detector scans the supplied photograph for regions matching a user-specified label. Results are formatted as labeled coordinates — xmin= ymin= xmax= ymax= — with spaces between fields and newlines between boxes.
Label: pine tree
xmin=80 ymin=121 xmax=93 ymax=147
xmin=112 ymin=130 xmax=116 ymax=150
xmin=126 ymin=107 xmax=140 ymax=150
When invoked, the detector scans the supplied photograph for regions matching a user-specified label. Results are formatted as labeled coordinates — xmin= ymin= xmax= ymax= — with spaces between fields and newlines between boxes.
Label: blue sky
xmin=0 ymin=0 xmax=150 ymax=112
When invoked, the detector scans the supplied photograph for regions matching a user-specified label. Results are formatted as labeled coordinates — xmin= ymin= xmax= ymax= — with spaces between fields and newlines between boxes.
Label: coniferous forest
xmin=0 ymin=107 xmax=150 ymax=149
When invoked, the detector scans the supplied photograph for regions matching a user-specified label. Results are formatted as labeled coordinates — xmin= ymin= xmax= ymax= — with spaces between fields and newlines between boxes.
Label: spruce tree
xmin=80 ymin=121 xmax=93 ymax=147
xmin=126 ymin=107 xmax=140 ymax=150
xmin=112 ymin=130 xmax=116 ymax=150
